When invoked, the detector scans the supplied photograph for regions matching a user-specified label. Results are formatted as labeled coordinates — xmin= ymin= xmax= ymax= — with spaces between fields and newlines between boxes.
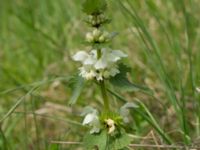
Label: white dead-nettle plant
xmin=69 ymin=0 xmax=142 ymax=149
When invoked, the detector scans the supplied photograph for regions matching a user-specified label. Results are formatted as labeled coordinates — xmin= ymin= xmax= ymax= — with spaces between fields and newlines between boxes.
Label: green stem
xmin=97 ymin=48 xmax=101 ymax=59
xmin=96 ymin=48 xmax=109 ymax=111
xmin=100 ymin=81 xmax=110 ymax=112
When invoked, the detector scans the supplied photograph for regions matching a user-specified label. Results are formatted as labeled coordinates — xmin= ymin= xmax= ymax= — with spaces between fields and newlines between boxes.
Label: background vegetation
xmin=0 ymin=0 xmax=200 ymax=149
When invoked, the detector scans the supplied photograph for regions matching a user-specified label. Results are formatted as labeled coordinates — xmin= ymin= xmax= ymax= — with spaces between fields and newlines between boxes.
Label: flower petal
xmin=95 ymin=58 xmax=108 ymax=69
xmin=112 ymin=50 xmax=127 ymax=58
xmin=90 ymin=119 xmax=101 ymax=133
xmin=81 ymin=106 xmax=96 ymax=116
xmin=84 ymin=57 xmax=96 ymax=65
xmin=109 ymin=50 xmax=127 ymax=62
xmin=120 ymin=102 xmax=138 ymax=123
xmin=72 ymin=51 xmax=89 ymax=62
xmin=82 ymin=114 xmax=95 ymax=125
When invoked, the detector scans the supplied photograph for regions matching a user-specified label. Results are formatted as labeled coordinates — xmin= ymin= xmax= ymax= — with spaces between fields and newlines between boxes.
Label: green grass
xmin=1 ymin=0 xmax=200 ymax=149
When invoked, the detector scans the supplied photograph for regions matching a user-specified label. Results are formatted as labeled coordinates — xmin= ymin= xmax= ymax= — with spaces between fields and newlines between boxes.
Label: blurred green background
xmin=1 ymin=0 xmax=200 ymax=149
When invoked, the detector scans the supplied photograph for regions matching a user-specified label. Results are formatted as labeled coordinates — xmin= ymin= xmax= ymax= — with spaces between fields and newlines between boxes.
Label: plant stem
xmin=100 ymin=80 xmax=110 ymax=112
xmin=96 ymin=48 xmax=109 ymax=112
xmin=97 ymin=48 xmax=101 ymax=59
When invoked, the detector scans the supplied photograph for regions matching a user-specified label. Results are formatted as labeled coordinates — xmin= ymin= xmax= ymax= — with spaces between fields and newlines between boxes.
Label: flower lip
xmin=82 ymin=113 xmax=97 ymax=125
xmin=95 ymin=48 xmax=127 ymax=69
xmin=82 ymin=106 xmax=101 ymax=134
xmin=110 ymin=50 xmax=128 ymax=62
xmin=72 ymin=51 xmax=89 ymax=62
xmin=105 ymin=118 xmax=115 ymax=134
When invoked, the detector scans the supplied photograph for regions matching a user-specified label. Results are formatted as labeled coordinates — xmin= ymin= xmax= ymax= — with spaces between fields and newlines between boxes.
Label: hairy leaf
xmin=83 ymin=129 xmax=131 ymax=150
xmin=83 ymin=130 xmax=107 ymax=150
xmin=82 ymin=0 xmax=107 ymax=14
xmin=69 ymin=75 xmax=85 ymax=105
xmin=109 ymin=130 xmax=131 ymax=150
xmin=109 ymin=64 xmax=152 ymax=94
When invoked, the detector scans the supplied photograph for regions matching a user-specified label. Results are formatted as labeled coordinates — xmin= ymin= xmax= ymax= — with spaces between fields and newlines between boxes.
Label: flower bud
xmin=96 ymin=17 xmax=101 ymax=25
xmin=87 ymin=16 xmax=93 ymax=24
xmin=93 ymin=29 xmax=101 ymax=39
xmin=99 ymin=14 xmax=105 ymax=23
xmin=86 ymin=32 xmax=94 ymax=42
xmin=99 ymin=35 xmax=105 ymax=42
xmin=88 ymin=15 xmax=93 ymax=21
xmin=92 ymin=20 xmax=96 ymax=26
xmin=102 ymin=32 xmax=110 ymax=42
xmin=103 ymin=70 xmax=110 ymax=78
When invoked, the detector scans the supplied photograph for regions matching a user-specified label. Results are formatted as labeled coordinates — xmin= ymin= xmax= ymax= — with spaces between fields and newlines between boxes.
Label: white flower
xmin=120 ymin=102 xmax=138 ymax=123
xmin=82 ymin=106 xmax=101 ymax=134
xmin=196 ymin=87 xmax=200 ymax=93
xmin=72 ymin=48 xmax=127 ymax=81
xmin=95 ymin=48 xmax=127 ymax=69
xmin=105 ymin=119 xmax=115 ymax=134
xmin=72 ymin=51 xmax=89 ymax=62
xmin=72 ymin=50 xmax=96 ymax=65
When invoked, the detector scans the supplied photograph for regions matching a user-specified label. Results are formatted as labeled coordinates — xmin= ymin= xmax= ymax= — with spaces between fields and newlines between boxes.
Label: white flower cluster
xmin=82 ymin=107 xmax=116 ymax=134
xmin=73 ymin=48 xmax=127 ymax=81
xmin=81 ymin=102 xmax=137 ymax=134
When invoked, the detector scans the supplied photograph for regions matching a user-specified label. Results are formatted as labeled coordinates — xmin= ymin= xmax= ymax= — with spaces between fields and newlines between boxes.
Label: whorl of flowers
xmin=73 ymin=48 xmax=127 ymax=81
xmin=72 ymin=12 xmax=127 ymax=81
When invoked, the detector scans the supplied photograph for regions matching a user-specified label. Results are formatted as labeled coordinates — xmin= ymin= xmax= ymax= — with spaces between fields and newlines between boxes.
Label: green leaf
xmin=82 ymin=0 xmax=107 ymax=14
xmin=68 ymin=75 xmax=85 ymax=105
xmin=83 ymin=130 xmax=131 ymax=150
xmin=109 ymin=130 xmax=131 ymax=150
xmin=83 ymin=130 xmax=107 ymax=150
xmin=109 ymin=64 xmax=153 ymax=94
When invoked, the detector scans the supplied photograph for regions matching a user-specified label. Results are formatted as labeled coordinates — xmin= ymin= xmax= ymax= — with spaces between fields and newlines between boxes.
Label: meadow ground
xmin=0 ymin=0 xmax=200 ymax=149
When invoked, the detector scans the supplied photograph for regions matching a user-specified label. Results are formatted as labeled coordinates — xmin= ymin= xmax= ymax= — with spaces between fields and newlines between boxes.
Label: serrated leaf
xmin=82 ymin=0 xmax=107 ymax=14
xmin=109 ymin=130 xmax=131 ymax=150
xmin=68 ymin=75 xmax=85 ymax=105
xmin=83 ymin=130 xmax=107 ymax=150
xmin=109 ymin=64 xmax=153 ymax=94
